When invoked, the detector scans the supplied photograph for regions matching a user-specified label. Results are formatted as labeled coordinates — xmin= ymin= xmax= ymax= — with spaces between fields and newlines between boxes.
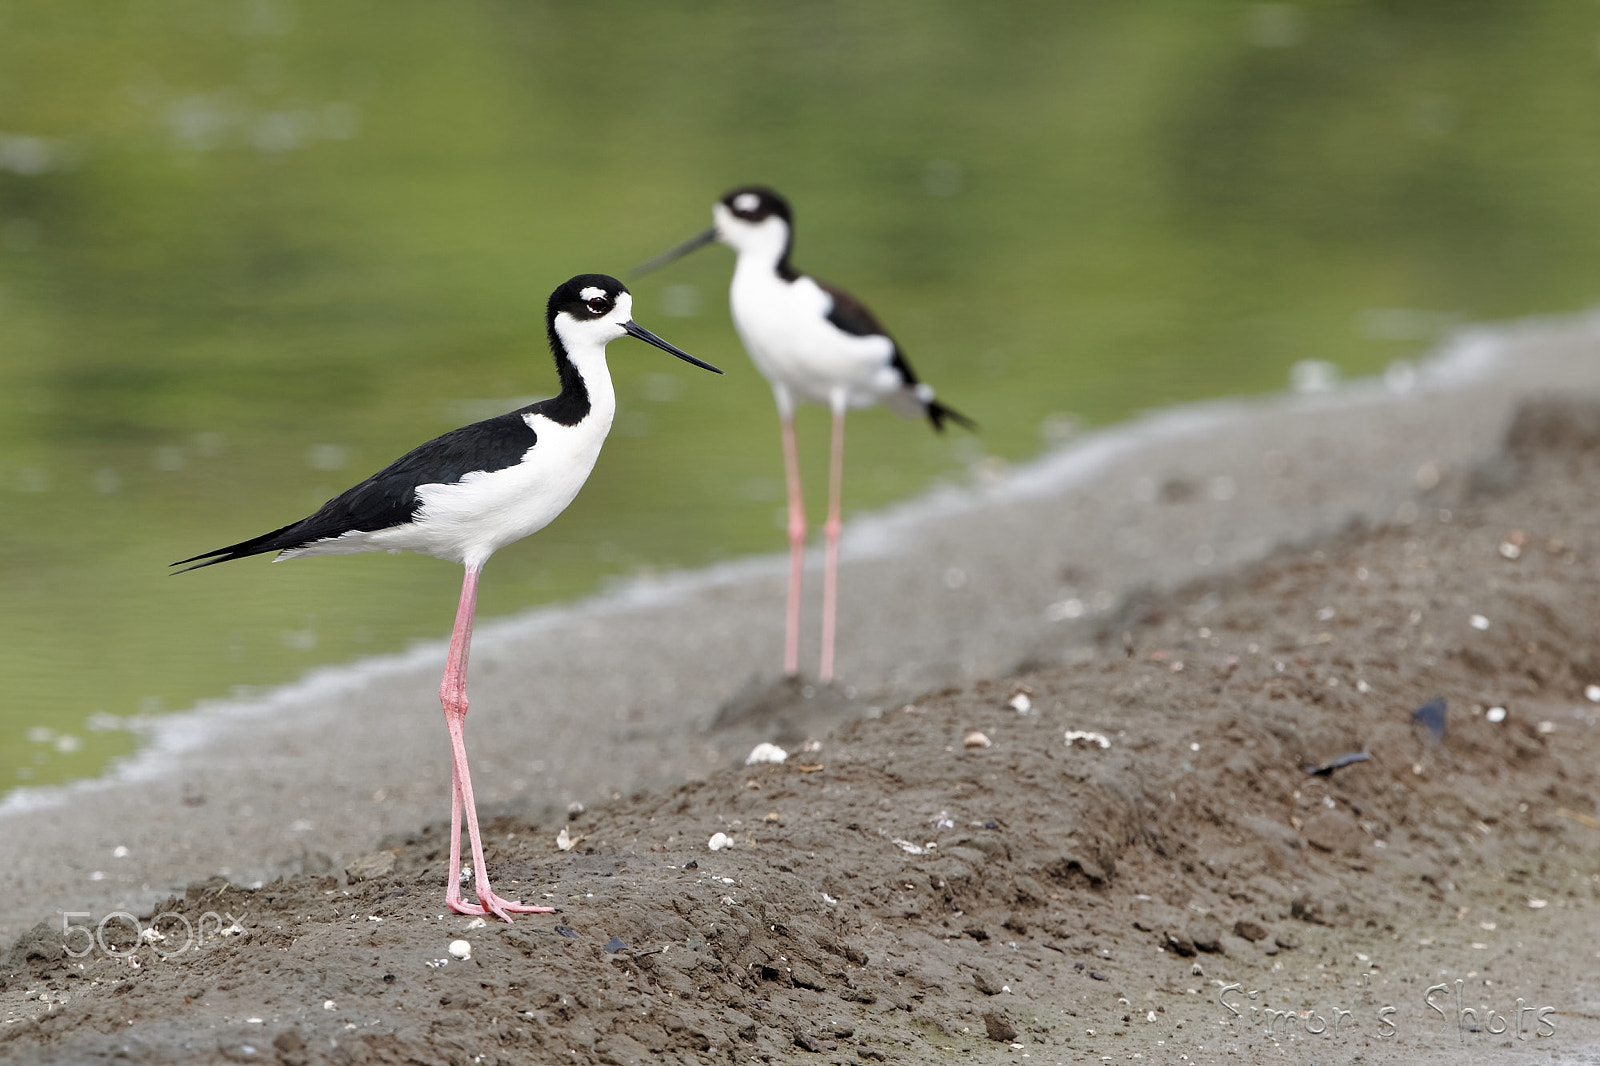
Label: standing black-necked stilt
xmin=174 ymin=274 xmax=721 ymax=921
xmin=637 ymin=187 xmax=974 ymax=683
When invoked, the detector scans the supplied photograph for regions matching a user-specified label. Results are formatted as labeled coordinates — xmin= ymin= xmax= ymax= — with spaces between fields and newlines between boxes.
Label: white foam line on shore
xmin=0 ymin=315 xmax=1543 ymax=819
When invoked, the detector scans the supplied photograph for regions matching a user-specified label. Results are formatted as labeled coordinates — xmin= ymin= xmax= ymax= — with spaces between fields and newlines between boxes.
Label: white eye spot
xmin=579 ymin=286 xmax=606 ymax=301
xmin=734 ymin=193 xmax=760 ymax=213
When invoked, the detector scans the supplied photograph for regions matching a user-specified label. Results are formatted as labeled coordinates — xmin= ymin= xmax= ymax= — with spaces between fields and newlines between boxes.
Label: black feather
xmin=173 ymin=407 xmax=546 ymax=571
xmin=927 ymin=398 xmax=978 ymax=434
xmin=814 ymin=281 xmax=977 ymax=435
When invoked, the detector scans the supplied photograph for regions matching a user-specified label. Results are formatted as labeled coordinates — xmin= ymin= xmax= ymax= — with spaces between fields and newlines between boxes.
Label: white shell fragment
xmin=892 ymin=839 xmax=927 ymax=855
xmin=745 ymin=742 xmax=789 ymax=765
xmin=707 ymin=832 xmax=733 ymax=851
xmin=1008 ymin=693 xmax=1034 ymax=714
xmin=1486 ymin=707 xmax=1507 ymax=723
xmin=448 ymin=939 xmax=472 ymax=960
xmin=963 ymin=731 xmax=992 ymax=749
xmin=1586 ymin=685 xmax=1600 ymax=703
xmin=1528 ymin=898 xmax=1549 ymax=909
xmin=1065 ymin=730 xmax=1111 ymax=749
xmin=1045 ymin=598 xmax=1084 ymax=622
xmin=1469 ymin=614 xmax=1490 ymax=631
xmin=555 ymin=827 xmax=576 ymax=851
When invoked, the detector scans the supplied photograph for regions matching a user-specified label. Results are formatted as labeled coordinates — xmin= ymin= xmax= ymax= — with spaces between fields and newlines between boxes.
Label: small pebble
xmin=1528 ymin=899 xmax=1549 ymax=909
xmin=708 ymin=832 xmax=733 ymax=851
xmin=744 ymin=742 xmax=788 ymax=765
xmin=1486 ymin=707 xmax=1507 ymax=723
xmin=322 ymin=1000 xmax=337 ymax=1011
xmin=1537 ymin=720 xmax=1555 ymax=734
xmin=604 ymin=935 xmax=628 ymax=954
xmin=1008 ymin=692 xmax=1033 ymax=714
xmin=448 ymin=940 xmax=472 ymax=960
xmin=1585 ymin=685 xmax=1600 ymax=703
xmin=963 ymin=731 xmax=992 ymax=749
xmin=1470 ymin=614 xmax=1490 ymax=631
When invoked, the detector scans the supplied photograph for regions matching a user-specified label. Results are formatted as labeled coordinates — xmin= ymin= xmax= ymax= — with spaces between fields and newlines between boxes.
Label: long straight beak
xmin=633 ymin=227 xmax=717 ymax=276
xmin=622 ymin=320 xmax=723 ymax=374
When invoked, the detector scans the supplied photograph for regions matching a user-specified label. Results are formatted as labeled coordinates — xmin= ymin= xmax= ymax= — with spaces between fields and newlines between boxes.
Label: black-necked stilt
xmin=638 ymin=187 xmax=974 ymax=683
xmin=174 ymin=274 xmax=721 ymax=921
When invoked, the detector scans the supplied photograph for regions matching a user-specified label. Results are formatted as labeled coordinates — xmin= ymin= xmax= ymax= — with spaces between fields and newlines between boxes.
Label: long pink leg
xmin=819 ymin=404 xmax=846 ymax=684
xmin=439 ymin=564 xmax=554 ymax=921
xmin=780 ymin=414 xmax=806 ymax=677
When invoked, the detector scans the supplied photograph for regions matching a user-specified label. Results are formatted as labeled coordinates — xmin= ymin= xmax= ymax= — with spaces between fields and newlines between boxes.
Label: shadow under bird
xmin=637 ymin=187 xmax=975 ymax=683
xmin=174 ymin=274 xmax=721 ymax=921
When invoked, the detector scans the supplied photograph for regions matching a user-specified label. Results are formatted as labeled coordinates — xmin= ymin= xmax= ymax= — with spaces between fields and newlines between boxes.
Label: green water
xmin=4 ymin=2 xmax=1600 ymax=792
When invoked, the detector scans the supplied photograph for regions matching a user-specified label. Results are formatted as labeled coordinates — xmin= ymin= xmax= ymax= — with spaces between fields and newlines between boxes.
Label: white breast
xmin=395 ymin=406 xmax=614 ymax=567
xmin=728 ymin=266 xmax=896 ymax=409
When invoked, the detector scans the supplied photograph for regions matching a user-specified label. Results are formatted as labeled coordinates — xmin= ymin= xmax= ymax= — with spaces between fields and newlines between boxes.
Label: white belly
xmin=287 ymin=407 xmax=614 ymax=568
xmin=404 ymin=409 xmax=612 ymax=566
xmin=729 ymin=270 xmax=898 ymax=409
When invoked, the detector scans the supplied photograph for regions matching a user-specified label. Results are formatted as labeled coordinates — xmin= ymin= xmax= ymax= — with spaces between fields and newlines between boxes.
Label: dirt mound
xmin=5 ymin=403 xmax=1600 ymax=1063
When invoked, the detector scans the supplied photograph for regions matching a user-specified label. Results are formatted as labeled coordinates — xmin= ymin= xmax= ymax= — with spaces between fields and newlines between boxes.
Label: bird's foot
xmin=447 ymin=887 xmax=556 ymax=923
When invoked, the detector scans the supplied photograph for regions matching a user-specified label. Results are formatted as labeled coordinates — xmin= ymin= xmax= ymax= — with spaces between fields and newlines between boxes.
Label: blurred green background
xmin=4 ymin=1 xmax=1599 ymax=792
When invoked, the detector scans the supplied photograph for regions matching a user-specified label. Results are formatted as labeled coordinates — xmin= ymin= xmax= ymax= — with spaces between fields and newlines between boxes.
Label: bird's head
xmin=711 ymin=186 xmax=793 ymax=258
xmin=546 ymin=274 xmax=721 ymax=373
xmin=633 ymin=186 xmax=795 ymax=278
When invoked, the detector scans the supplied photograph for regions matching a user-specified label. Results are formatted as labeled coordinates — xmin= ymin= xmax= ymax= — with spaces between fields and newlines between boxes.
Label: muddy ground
xmin=5 ymin=398 xmax=1600 ymax=1064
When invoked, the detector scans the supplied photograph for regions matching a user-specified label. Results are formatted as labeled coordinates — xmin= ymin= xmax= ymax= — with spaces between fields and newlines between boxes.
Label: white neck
xmin=566 ymin=338 xmax=617 ymax=422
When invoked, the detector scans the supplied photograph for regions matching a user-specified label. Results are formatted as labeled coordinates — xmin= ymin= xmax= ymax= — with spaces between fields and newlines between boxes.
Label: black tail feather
xmin=171 ymin=519 xmax=309 ymax=574
xmin=927 ymin=399 xmax=978 ymax=434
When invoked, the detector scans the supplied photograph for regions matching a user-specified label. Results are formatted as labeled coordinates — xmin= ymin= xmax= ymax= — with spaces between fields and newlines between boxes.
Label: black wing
xmin=818 ymin=280 xmax=977 ymax=435
xmin=174 ymin=410 xmax=541 ymax=571
xmin=818 ymin=279 xmax=890 ymax=340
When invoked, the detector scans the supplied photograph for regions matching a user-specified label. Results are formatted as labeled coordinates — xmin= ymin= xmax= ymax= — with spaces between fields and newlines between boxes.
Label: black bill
xmin=632 ymin=227 xmax=717 ymax=277
xmin=622 ymin=320 xmax=723 ymax=374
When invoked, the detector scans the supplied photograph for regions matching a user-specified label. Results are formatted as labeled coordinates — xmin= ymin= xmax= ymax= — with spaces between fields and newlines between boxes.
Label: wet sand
xmin=4 ymin=315 xmax=1600 ymax=1062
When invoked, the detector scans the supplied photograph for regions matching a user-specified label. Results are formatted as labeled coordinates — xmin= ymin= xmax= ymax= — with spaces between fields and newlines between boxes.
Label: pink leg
xmin=780 ymin=414 xmax=806 ymax=677
xmin=439 ymin=564 xmax=555 ymax=921
xmin=819 ymin=405 xmax=846 ymax=684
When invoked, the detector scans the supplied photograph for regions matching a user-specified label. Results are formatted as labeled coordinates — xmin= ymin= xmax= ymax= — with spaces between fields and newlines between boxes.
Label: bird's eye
xmin=587 ymin=297 xmax=609 ymax=315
